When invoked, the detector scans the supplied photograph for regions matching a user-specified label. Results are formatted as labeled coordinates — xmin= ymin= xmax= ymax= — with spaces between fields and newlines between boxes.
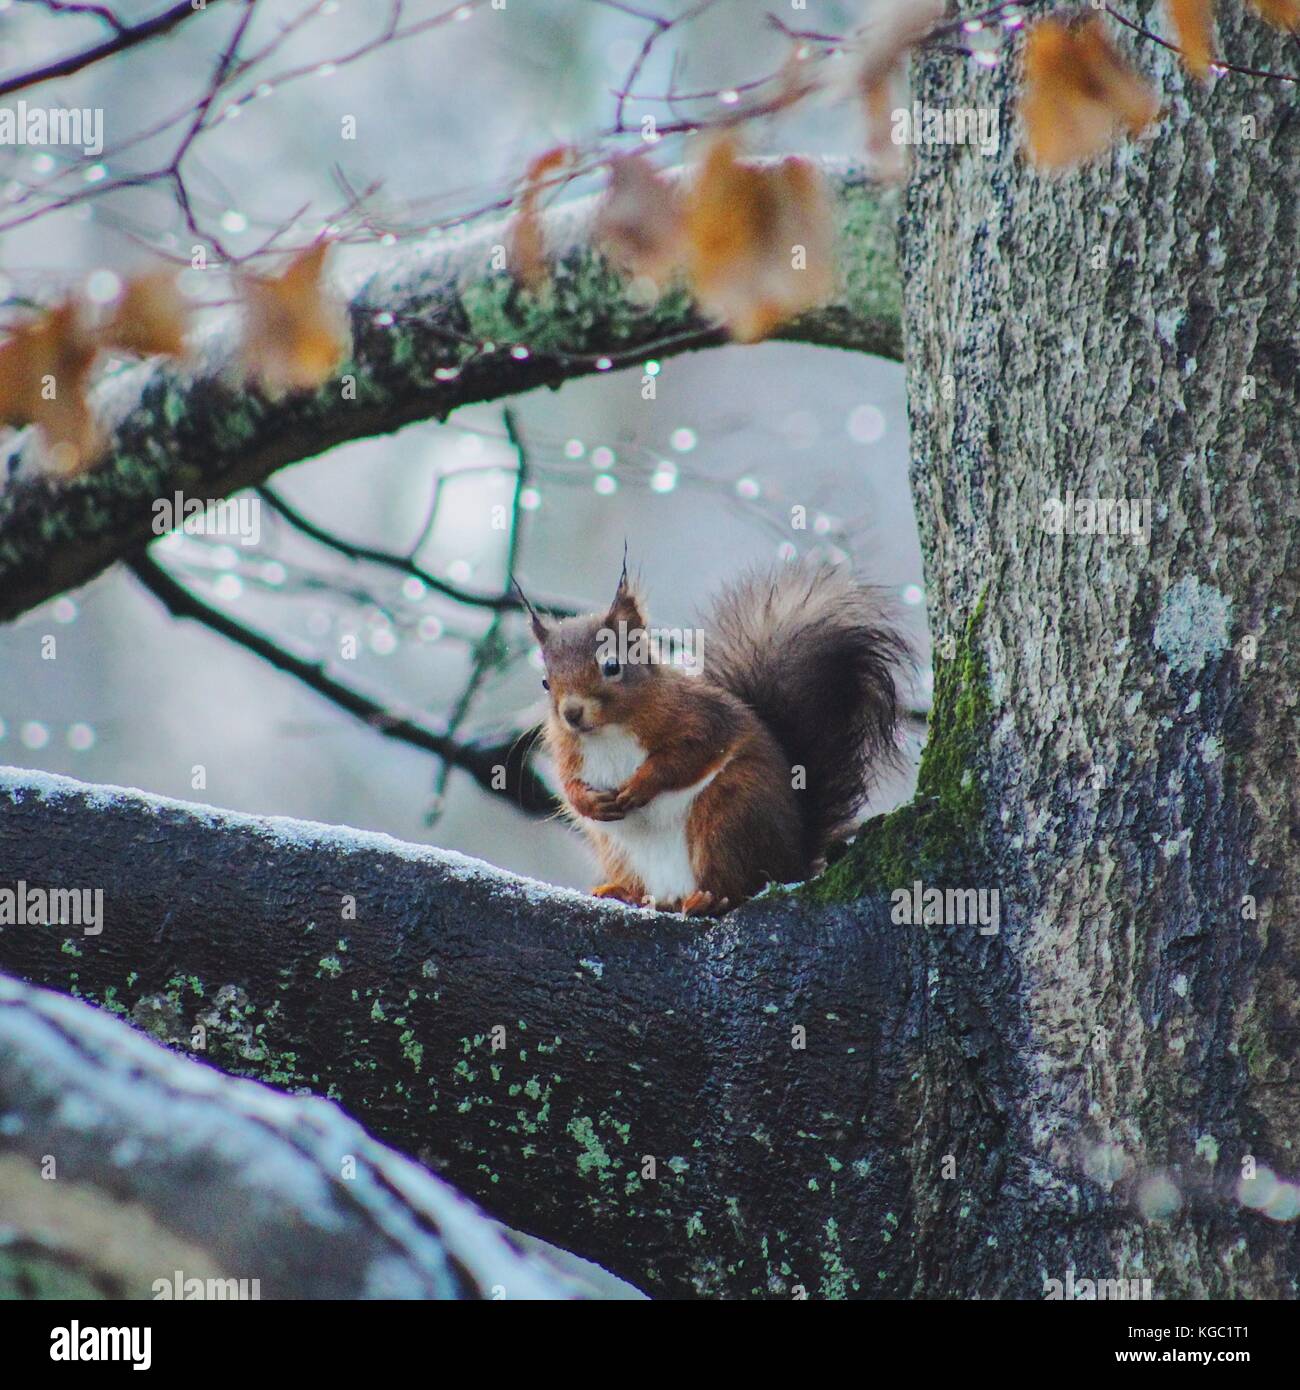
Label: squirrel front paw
xmin=607 ymin=782 xmax=651 ymax=813
xmin=564 ymin=780 xmax=626 ymax=822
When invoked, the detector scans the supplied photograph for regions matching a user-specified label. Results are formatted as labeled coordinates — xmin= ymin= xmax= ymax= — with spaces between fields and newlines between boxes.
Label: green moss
xmin=0 ymin=1251 xmax=112 ymax=1299
xmin=805 ymin=588 xmax=993 ymax=903
xmin=459 ymin=249 xmax=695 ymax=362
xmin=1238 ymin=1003 xmax=1284 ymax=1089
xmin=824 ymin=179 xmax=902 ymax=358
xmin=819 ymin=1217 xmax=859 ymax=1299
xmin=97 ymin=985 xmax=129 ymax=1019
xmin=568 ymin=1115 xmax=613 ymax=1182
xmin=398 ymin=1029 xmax=424 ymax=1073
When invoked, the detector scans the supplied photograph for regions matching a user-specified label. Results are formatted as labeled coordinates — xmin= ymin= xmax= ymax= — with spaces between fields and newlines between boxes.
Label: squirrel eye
xmin=541 ymin=678 xmax=549 ymax=691
xmin=601 ymin=657 xmax=621 ymax=678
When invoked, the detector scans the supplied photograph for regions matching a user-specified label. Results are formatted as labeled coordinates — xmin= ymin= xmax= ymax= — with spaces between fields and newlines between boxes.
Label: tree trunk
xmin=882 ymin=5 xmax=1300 ymax=1295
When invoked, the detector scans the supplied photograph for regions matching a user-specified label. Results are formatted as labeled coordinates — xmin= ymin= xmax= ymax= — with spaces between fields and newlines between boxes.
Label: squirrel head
xmin=526 ymin=563 xmax=661 ymax=736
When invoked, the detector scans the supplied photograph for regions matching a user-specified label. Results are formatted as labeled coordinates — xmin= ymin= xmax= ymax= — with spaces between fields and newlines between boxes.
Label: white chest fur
xmin=578 ymin=727 xmax=714 ymax=902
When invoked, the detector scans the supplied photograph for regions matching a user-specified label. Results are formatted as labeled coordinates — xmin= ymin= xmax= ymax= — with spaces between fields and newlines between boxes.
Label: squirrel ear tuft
xmin=512 ymin=576 xmax=549 ymax=645
xmin=607 ymin=559 xmax=645 ymax=629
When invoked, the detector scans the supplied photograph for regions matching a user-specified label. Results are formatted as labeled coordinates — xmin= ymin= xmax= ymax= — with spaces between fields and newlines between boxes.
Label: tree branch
xmin=126 ymin=550 xmax=558 ymax=817
xmin=0 ymin=164 xmax=901 ymax=623
xmin=0 ymin=968 xmax=590 ymax=1298
xmin=0 ymin=765 xmax=955 ymax=1299
xmin=254 ymin=484 xmax=575 ymax=618
xmin=0 ymin=0 xmax=224 ymax=100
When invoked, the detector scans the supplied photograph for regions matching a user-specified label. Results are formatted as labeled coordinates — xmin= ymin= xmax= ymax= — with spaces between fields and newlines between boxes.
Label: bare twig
xmin=127 ymin=549 xmax=558 ymax=816
xmin=0 ymin=0 xmax=223 ymax=99
xmin=254 ymin=486 xmax=576 ymax=617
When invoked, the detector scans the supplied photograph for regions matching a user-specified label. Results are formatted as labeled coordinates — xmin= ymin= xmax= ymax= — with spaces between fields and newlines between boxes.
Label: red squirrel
xmin=522 ymin=557 xmax=909 ymax=916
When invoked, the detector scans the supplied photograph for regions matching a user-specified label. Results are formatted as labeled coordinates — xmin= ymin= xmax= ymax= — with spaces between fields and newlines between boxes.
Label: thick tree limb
xmin=0 ymin=765 xmax=947 ymax=1300
xmin=5 ymin=761 xmax=1294 ymax=1299
xmin=0 ymin=164 xmax=901 ymax=623
xmin=0 ymin=968 xmax=589 ymax=1299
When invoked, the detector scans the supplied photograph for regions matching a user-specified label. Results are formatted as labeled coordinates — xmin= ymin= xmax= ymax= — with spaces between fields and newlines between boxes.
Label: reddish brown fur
xmin=529 ymin=560 xmax=905 ymax=915
xmin=545 ymin=667 xmax=802 ymax=909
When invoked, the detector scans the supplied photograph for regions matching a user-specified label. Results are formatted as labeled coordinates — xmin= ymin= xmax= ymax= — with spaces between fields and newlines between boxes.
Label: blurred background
xmin=0 ymin=0 xmax=931 ymax=889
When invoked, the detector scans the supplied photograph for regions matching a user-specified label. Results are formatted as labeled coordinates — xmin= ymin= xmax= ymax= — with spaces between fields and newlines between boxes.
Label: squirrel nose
xmin=562 ymin=700 xmax=585 ymax=728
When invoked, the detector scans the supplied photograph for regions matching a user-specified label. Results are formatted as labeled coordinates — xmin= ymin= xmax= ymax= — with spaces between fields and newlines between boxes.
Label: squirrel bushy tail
xmin=702 ymin=559 xmax=911 ymax=862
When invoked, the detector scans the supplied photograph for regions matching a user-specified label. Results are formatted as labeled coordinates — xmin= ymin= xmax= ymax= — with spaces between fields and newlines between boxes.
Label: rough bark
xmin=0 ymin=163 xmax=901 ymax=623
xmin=1 ymin=767 xmax=934 ymax=1300
xmin=0 ymin=967 xmax=588 ymax=1299
xmin=873 ymin=3 xmax=1300 ymax=1295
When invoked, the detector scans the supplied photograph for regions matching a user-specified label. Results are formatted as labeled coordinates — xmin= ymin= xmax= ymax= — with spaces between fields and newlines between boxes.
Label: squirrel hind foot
xmin=679 ymin=889 xmax=731 ymax=918
xmin=591 ymin=882 xmax=650 ymax=907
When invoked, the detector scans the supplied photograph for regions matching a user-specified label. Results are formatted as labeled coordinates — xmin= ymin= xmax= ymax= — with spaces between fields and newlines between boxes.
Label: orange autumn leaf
xmin=1168 ymin=0 xmax=1216 ymax=79
xmin=508 ymin=146 xmax=573 ymax=293
xmin=1248 ymin=0 xmax=1300 ymax=30
xmin=861 ymin=76 xmax=903 ymax=179
xmin=1021 ymin=16 xmax=1161 ymax=170
xmin=593 ymin=153 xmax=686 ymax=289
xmin=0 ymin=300 xmax=100 ymax=474
xmin=241 ymin=241 xmax=347 ymax=392
xmin=681 ymin=135 xmax=834 ymax=344
xmin=850 ymin=0 xmax=945 ymax=172
xmin=101 ymin=271 xmax=189 ymax=358
xmin=851 ymin=0 xmax=945 ymax=90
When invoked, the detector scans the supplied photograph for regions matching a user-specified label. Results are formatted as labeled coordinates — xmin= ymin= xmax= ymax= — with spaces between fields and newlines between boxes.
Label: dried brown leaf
xmin=772 ymin=42 xmax=823 ymax=111
xmin=0 ymin=300 xmax=100 ymax=474
xmin=240 ymin=241 xmax=348 ymax=392
xmin=850 ymin=0 xmax=944 ymax=173
xmin=508 ymin=146 xmax=573 ymax=294
xmin=1168 ymin=0 xmax=1216 ymax=79
xmin=682 ymin=135 xmax=834 ymax=344
xmin=593 ymin=154 xmax=686 ymax=289
xmin=1248 ymin=0 xmax=1300 ymax=31
xmin=1021 ymin=16 xmax=1160 ymax=170
xmin=851 ymin=0 xmax=945 ymax=91
xmin=101 ymin=271 xmax=189 ymax=358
